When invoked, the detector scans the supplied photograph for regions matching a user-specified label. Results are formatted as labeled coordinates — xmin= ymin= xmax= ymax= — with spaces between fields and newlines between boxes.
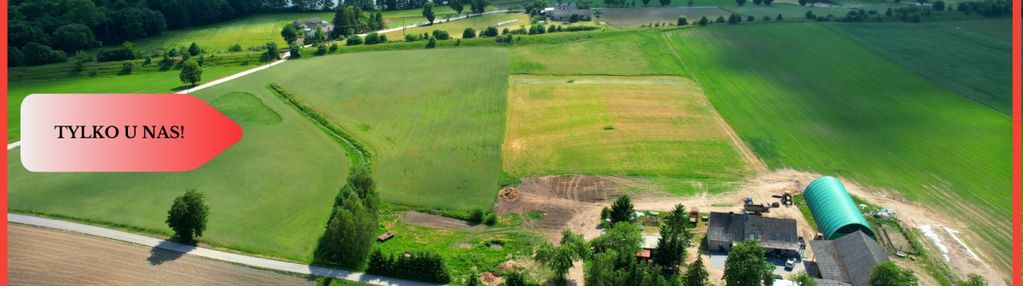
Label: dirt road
xmin=8 ymin=224 xmax=317 ymax=286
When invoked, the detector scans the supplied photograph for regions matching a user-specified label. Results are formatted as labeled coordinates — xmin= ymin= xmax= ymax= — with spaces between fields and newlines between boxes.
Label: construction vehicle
xmin=782 ymin=191 xmax=793 ymax=206
xmin=743 ymin=197 xmax=771 ymax=215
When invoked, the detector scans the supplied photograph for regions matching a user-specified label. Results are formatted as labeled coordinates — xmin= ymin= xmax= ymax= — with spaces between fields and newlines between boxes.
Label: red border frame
xmin=1012 ymin=0 xmax=1021 ymax=281
xmin=2 ymin=0 xmax=10 ymax=283
xmin=0 ymin=0 xmax=1018 ymax=284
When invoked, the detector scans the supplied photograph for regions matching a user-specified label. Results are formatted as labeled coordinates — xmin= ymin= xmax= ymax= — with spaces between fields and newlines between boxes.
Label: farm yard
xmin=5 ymin=0 xmax=1015 ymax=285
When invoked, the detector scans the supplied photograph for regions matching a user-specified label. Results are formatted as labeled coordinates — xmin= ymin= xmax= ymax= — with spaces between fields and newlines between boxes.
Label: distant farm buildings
xmin=542 ymin=3 xmax=593 ymax=22
xmin=293 ymin=18 xmax=334 ymax=38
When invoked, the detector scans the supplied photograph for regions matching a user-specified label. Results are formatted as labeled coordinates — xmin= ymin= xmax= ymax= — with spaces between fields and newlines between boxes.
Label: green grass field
xmin=7 ymin=65 xmax=253 ymax=142
xmin=829 ymin=20 xmax=1013 ymax=114
xmin=224 ymin=48 xmax=510 ymax=210
xmin=382 ymin=13 xmax=529 ymax=39
xmin=8 ymin=81 xmax=350 ymax=262
xmin=665 ymin=23 xmax=1012 ymax=273
xmin=510 ymin=30 xmax=686 ymax=76
xmin=503 ymin=75 xmax=751 ymax=181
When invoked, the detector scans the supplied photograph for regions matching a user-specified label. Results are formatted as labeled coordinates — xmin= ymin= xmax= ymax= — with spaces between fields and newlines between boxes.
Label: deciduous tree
xmin=165 ymin=190 xmax=209 ymax=242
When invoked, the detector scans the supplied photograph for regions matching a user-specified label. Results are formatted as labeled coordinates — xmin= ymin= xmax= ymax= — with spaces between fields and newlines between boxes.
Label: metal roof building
xmin=803 ymin=176 xmax=875 ymax=240
xmin=808 ymin=230 xmax=888 ymax=286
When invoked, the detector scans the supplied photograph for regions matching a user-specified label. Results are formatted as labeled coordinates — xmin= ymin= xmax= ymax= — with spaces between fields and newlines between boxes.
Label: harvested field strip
xmin=666 ymin=23 xmax=1012 ymax=275
xmin=8 ymin=224 xmax=316 ymax=286
xmin=503 ymin=75 xmax=752 ymax=184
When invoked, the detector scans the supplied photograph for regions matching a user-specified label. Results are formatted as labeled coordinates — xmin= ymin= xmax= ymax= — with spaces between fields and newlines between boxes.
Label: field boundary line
xmin=658 ymin=31 xmax=767 ymax=174
xmin=267 ymin=84 xmax=373 ymax=167
xmin=8 ymin=213 xmax=436 ymax=286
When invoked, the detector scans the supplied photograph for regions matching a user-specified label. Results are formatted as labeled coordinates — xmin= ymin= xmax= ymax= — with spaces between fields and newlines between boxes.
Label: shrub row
xmin=366 ymin=249 xmax=451 ymax=284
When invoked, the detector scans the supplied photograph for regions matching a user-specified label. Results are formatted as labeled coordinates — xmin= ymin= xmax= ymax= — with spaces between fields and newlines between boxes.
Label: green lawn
xmin=226 ymin=48 xmax=510 ymax=210
xmin=7 ymin=64 xmax=253 ymax=142
xmin=599 ymin=7 xmax=732 ymax=27
xmin=8 ymin=77 xmax=350 ymax=262
xmin=828 ymin=20 xmax=1013 ymax=114
xmin=665 ymin=23 xmax=1012 ymax=273
xmin=510 ymin=30 xmax=686 ymax=76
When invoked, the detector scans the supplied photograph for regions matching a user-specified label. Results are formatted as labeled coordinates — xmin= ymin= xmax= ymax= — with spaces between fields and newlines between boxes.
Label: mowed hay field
xmin=828 ymin=20 xmax=1013 ymax=114
xmin=382 ymin=13 xmax=527 ymax=39
xmin=8 ymin=81 xmax=349 ymax=262
xmin=510 ymin=31 xmax=685 ymax=76
xmin=503 ymin=75 xmax=751 ymax=182
xmin=666 ymin=23 xmax=1012 ymax=273
xmin=6 ymin=65 xmax=253 ymax=142
xmin=229 ymin=48 xmax=509 ymax=210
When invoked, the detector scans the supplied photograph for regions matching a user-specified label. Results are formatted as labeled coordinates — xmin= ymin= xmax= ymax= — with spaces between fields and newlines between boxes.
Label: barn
xmin=803 ymin=176 xmax=875 ymax=240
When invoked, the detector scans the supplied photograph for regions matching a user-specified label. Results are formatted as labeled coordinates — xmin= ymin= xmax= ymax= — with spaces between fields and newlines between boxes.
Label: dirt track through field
xmin=8 ymin=224 xmax=315 ymax=286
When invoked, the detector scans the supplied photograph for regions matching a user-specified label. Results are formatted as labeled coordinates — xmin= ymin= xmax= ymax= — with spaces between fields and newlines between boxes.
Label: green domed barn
xmin=803 ymin=176 xmax=875 ymax=240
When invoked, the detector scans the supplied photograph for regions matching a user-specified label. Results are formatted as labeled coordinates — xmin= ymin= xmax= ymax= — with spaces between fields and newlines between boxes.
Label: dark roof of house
xmin=707 ymin=212 xmax=799 ymax=251
xmin=814 ymin=279 xmax=852 ymax=286
xmin=810 ymin=230 xmax=888 ymax=286
xmin=294 ymin=18 xmax=331 ymax=29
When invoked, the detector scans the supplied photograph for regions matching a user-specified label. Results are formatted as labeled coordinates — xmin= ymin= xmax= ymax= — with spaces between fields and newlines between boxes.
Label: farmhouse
xmin=806 ymin=230 xmax=888 ymax=286
xmin=542 ymin=2 xmax=592 ymax=21
xmin=706 ymin=212 xmax=799 ymax=256
xmin=636 ymin=233 xmax=661 ymax=262
xmin=293 ymin=18 xmax=334 ymax=37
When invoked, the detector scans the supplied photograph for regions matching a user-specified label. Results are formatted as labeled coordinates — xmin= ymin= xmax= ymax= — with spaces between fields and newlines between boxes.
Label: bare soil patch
xmin=401 ymin=211 xmax=481 ymax=232
xmin=8 ymin=224 xmax=314 ymax=286
xmin=496 ymin=175 xmax=629 ymax=241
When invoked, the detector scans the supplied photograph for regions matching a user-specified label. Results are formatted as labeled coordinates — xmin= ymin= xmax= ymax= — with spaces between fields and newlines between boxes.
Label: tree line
xmin=7 ymin=0 xmax=297 ymax=66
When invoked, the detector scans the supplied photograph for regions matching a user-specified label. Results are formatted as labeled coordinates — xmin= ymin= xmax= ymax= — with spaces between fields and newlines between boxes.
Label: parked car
xmin=785 ymin=257 xmax=798 ymax=270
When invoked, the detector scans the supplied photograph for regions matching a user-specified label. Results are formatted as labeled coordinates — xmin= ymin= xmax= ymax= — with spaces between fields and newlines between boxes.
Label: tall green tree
xmin=423 ymin=2 xmax=436 ymax=24
xmin=535 ymin=230 xmax=589 ymax=283
xmin=188 ymin=42 xmax=202 ymax=56
xmin=470 ymin=0 xmax=487 ymax=13
xmin=51 ymin=24 xmax=100 ymax=53
xmin=609 ymin=195 xmax=634 ymax=225
xmin=722 ymin=240 xmax=774 ymax=286
xmin=653 ymin=204 xmax=693 ymax=274
xmin=179 ymin=59 xmax=203 ymax=86
xmin=869 ymin=262 xmax=918 ymax=286
xmin=165 ymin=189 xmax=209 ymax=242
xmin=591 ymin=222 xmax=642 ymax=255
xmin=685 ymin=256 xmax=709 ymax=286
xmin=281 ymin=24 xmax=300 ymax=43
xmin=316 ymin=166 xmax=380 ymax=268
xmin=450 ymin=0 xmax=465 ymax=14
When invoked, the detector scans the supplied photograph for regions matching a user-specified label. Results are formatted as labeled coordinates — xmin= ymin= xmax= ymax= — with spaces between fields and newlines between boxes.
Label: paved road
xmin=9 ymin=213 xmax=437 ymax=286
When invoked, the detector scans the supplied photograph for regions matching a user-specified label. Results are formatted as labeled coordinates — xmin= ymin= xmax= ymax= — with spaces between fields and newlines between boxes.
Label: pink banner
xmin=20 ymin=93 xmax=242 ymax=172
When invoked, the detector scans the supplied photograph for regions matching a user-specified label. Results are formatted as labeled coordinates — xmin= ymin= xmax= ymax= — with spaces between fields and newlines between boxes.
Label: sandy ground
xmin=401 ymin=211 xmax=481 ymax=232
xmin=498 ymin=169 xmax=1005 ymax=285
xmin=8 ymin=224 xmax=315 ymax=286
